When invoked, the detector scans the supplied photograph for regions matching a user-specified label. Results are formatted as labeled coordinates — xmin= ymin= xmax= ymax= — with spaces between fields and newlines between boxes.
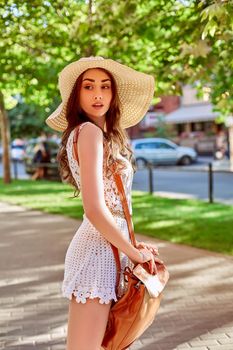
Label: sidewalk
xmin=157 ymin=158 xmax=233 ymax=173
xmin=183 ymin=158 xmax=233 ymax=173
xmin=0 ymin=201 xmax=233 ymax=350
xmin=211 ymin=159 xmax=233 ymax=172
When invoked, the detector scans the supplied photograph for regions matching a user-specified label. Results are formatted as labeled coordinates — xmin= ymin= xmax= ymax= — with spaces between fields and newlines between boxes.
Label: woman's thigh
xmin=66 ymin=294 xmax=112 ymax=350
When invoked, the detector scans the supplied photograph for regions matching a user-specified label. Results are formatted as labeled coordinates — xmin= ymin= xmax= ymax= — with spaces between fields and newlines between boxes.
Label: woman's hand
xmin=136 ymin=241 xmax=159 ymax=256
xmin=130 ymin=244 xmax=159 ymax=275
xmin=137 ymin=248 xmax=157 ymax=275
xmin=138 ymin=248 xmax=153 ymax=263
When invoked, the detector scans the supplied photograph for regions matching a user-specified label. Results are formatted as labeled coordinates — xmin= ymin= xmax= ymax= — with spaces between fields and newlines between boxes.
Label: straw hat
xmin=46 ymin=56 xmax=155 ymax=131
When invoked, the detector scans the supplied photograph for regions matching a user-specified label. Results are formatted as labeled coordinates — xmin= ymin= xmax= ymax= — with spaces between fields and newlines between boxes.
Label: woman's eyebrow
xmin=82 ymin=78 xmax=111 ymax=82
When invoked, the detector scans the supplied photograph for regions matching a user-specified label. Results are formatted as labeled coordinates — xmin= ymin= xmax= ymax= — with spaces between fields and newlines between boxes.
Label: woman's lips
xmin=92 ymin=104 xmax=104 ymax=109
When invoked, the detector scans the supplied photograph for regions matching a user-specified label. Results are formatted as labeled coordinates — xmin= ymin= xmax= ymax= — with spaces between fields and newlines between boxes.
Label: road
xmin=133 ymin=168 xmax=233 ymax=205
xmin=0 ymin=158 xmax=232 ymax=205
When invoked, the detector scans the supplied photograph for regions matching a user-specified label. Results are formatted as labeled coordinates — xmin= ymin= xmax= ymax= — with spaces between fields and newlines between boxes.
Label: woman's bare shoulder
xmin=77 ymin=123 xmax=104 ymax=162
xmin=77 ymin=122 xmax=103 ymax=140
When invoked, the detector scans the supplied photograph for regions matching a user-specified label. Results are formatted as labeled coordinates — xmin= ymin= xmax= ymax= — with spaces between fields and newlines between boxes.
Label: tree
xmin=196 ymin=0 xmax=233 ymax=162
xmin=182 ymin=0 xmax=233 ymax=162
xmin=80 ymin=0 xmax=233 ymax=160
xmin=1 ymin=0 xmax=233 ymax=184
xmin=8 ymin=100 xmax=58 ymax=139
xmin=0 ymin=0 xmax=90 ymax=182
xmin=0 ymin=92 xmax=11 ymax=183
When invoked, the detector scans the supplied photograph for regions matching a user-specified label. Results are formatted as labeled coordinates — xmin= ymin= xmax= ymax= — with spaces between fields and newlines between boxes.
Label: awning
xmin=165 ymin=103 xmax=218 ymax=124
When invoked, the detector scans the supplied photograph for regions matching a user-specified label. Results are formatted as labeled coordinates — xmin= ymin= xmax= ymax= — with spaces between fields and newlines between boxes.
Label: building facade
xmin=128 ymin=85 xmax=228 ymax=156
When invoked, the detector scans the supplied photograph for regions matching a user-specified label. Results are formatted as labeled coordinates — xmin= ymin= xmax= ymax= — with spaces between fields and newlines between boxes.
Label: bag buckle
xmin=134 ymin=281 xmax=142 ymax=290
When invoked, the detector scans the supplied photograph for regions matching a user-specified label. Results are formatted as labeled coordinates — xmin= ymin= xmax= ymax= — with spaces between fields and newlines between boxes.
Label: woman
xmin=46 ymin=57 xmax=158 ymax=350
xmin=31 ymin=141 xmax=50 ymax=180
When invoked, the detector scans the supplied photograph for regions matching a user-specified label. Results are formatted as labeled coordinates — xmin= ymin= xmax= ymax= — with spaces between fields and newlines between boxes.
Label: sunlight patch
xmin=201 ymin=211 xmax=223 ymax=218
xmin=0 ymin=275 xmax=38 ymax=288
xmin=134 ymin=202 xmax=151 ymax=209
xmin=145 ymin=220 xmax=181 ymax=229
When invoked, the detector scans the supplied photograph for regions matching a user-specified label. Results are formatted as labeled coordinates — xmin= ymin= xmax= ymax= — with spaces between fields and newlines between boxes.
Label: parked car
xmin=131 ymin=138 xmax=197 ymax=167
xmin=23 ymin=138 xmax=61 ymax=179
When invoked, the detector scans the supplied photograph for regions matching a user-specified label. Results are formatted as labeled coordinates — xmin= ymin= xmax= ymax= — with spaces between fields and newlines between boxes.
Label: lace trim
xmin=62 ymin=284 xmax=117 ymax=304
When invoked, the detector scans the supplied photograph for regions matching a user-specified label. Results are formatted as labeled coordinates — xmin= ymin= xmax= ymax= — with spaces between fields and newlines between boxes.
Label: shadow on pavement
xmin=0 ymin=203 xmax=233 ymax=350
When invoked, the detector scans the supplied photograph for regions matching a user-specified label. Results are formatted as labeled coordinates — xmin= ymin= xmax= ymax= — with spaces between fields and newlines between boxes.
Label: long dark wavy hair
xmin=57 ymin=68 xmax=136 ymax=196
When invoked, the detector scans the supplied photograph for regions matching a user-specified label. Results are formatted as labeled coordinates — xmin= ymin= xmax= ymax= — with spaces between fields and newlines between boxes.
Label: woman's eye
xmin=102 ymin=85 xmax=111 ymax=89
xmin=83 ymin=85 xmax=93 ymax=90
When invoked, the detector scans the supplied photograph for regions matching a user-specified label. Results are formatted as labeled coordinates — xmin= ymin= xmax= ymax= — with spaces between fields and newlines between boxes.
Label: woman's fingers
xmin=138 ymin=247 xmax=163 ymax=275
xmin=139 ymin=248 xmax=153 ymax=263
xmin=149 ymin=244 xmax=159 ymax=255
xmin=136 ymin=242 xmax=159 ymax=256
xmin=148 ymin=258 xmax=157 ymax=275
xmin=138 ymin=248 xmax=157 ymax=264
xmin=153 ymin=256 xmax=164 ymax=265
xmin=136 ymin=242 xmax=146 ymax=249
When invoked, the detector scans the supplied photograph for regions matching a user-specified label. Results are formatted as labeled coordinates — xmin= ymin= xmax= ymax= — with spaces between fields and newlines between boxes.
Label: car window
xmin=156 ymin=142 xmax=175 ymax=150
xmin=135 ymin=142 xmax=157 ymax=150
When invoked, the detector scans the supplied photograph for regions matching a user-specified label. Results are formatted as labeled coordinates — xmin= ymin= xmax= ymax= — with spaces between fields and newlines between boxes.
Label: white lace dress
xmin=61 ymin=122 xmax=134 ymax=304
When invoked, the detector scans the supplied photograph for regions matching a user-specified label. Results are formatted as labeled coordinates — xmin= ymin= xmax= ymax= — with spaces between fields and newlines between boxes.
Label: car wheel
xmin=179 ymin=155 xmax=192 ymax=165
xmin=136 ymin=157 xmax=148 ymax=169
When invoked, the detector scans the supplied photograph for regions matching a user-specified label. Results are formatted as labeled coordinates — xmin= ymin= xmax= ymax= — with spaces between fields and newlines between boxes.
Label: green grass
xmin=1 ymin=179 xmax=233 ymax=255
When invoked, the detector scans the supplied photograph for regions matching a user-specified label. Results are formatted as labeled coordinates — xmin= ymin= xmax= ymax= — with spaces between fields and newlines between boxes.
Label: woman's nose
xmin=94 ymin=95 xmax=103 ymax=100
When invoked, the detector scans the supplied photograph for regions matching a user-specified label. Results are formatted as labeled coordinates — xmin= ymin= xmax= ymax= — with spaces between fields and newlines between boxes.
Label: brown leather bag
xmin=101 ymin=164 xmax=169 ymax=350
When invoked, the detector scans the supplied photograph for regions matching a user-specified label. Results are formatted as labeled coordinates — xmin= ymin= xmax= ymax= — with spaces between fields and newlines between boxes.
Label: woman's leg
xmin=39 ymin=167 xmax=44 ymax=179
xmin=31 ymin=167 xmax=43 ymax=180
xmin=31 ymin=169 xmax=39 ymax=180
xmin=66 ymin=294 xmax=112 ymax=350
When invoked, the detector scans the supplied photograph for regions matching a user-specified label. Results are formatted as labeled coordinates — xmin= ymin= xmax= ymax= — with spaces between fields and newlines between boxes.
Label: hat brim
xmin=46 ymin=58 xmax=155 ymax=131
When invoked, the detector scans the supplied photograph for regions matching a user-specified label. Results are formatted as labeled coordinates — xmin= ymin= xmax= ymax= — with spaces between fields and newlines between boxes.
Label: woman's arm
xmin=77 ymin=122 xmax=149 ymax=264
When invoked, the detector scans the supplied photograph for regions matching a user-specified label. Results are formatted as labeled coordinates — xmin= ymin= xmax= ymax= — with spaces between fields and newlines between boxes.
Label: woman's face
xmin=79 ymin=68 xmax=112 ymax=123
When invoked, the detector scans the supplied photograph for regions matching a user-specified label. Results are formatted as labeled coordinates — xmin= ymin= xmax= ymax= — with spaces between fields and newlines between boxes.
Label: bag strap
xmin=72 ymin=125 xmax=136 ymax=294
xmin=110 ymin=164 xmax=136 ymax=247
xmin=109 ymin=166 xmax=138 ymax=295
xmin=73 ymin=122 xmax=90 ymax=163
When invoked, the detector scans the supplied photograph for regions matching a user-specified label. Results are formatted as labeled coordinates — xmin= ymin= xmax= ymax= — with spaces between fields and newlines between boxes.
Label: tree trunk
xmin=86 ymin=0 xmax=94 ymax=56
xmin=0 ymin=91 xmax=11 ymax=183
xmin=229 ymin=125 xmax=233 ymax=169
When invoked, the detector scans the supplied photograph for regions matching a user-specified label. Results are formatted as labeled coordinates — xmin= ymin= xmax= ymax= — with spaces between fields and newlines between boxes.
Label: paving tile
xmin=200 ymin=334 xmax=228 ymax=340
xmin=175 ymin=344 xmax=191 ymax=349
xmin=218 ymin=338 xmax=233 ymax=345
xmin=1 ymin=202 xmax=233 ymax=350
xmin=208 ymin=346 xmax=233 ymax=350
xmin=189 ymin=340 xmax=219 ymax=347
